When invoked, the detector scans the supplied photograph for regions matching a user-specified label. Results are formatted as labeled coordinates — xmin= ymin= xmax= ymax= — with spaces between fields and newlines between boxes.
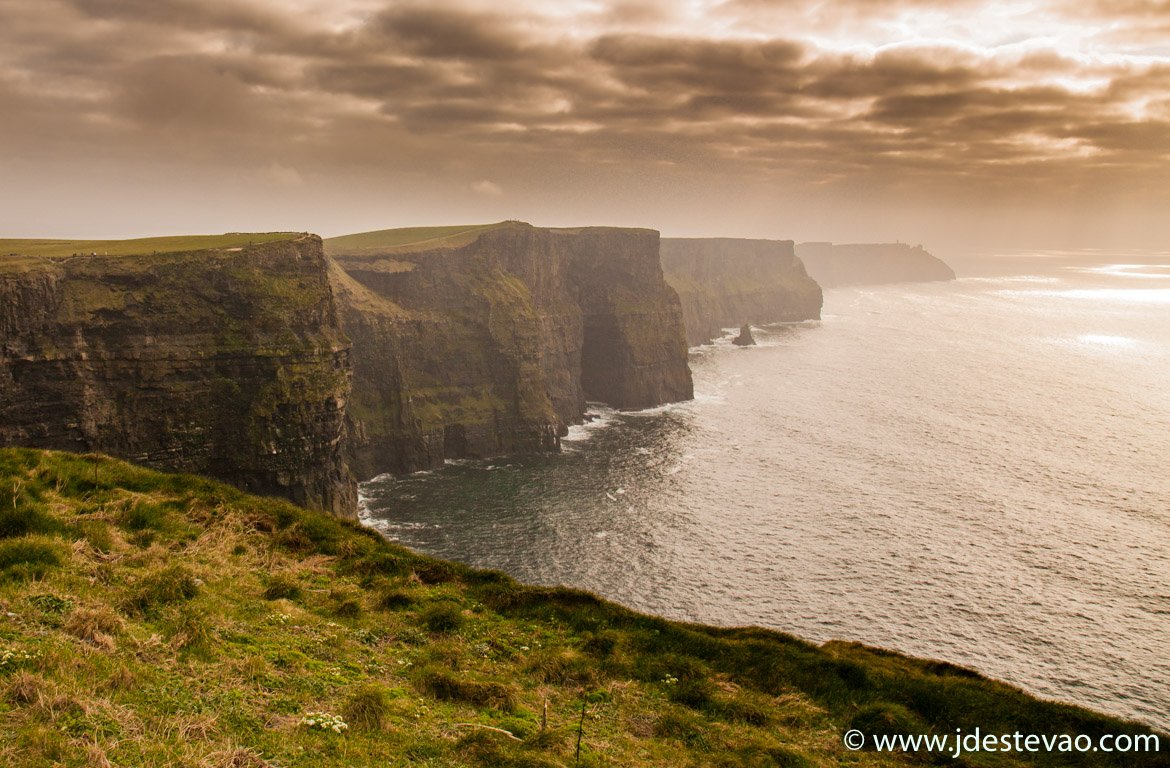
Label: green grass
xmin=325 ymin=222 xmax=521 ymax=255
xmin=0 ymin=447 xmax=1164 ymax=767
xmin=0 ymin=233 xmax=301 ymax=262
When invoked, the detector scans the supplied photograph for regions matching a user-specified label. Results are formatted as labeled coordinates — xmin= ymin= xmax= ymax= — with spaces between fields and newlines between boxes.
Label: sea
xmin=360 ymin=250 xmax=1170 ymax=731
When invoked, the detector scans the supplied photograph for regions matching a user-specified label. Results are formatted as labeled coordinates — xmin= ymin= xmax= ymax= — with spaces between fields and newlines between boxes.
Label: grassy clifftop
xmin=0 ymin=448 xmax=1163 ymax=767
xmin=1 ymin=233 xmax=302 ymax=270
xmin=325 ymin=224 xmax=519 ymax=256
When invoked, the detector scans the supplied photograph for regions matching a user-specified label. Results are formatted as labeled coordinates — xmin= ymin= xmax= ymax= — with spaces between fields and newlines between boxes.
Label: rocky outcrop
xmin=733 ymin=324 xmax=756 ymax=346
xmin=795 ymin=242 xmax=956 ymax=287
xmin=660 ymin=238 xmax=823 ymax=346
xmin=328 ymin=222 xmax=693 ymax=477
xmin=0 ymin=236 xmax=356 ymax=517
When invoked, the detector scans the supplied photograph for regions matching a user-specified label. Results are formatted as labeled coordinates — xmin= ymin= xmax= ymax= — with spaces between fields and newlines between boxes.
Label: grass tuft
xmin=262 ymin=573 xmax=301 ymax=601
xmin=419 ymin=601 xmax=464 ymax=634
xmin=329 ymin=588 xmax=363 ymax=618
xmin=0 ymin=500 xmax=60 ymax=539
xmin=63 ymin=605 xmax=123 ymax=649
xmin=198 ymin=746 xmax=275 ymax=768
xmin=376 ymin=588 xmax=414 ymax=611
xmin=0 ymin=536 xmax=63 ymax=581
xmin=167 ymin=607 xmax=215 ymax=655
xmin=847 ymin=702 xmax=931 ymax=749
xmin=342 ymin=683 xmax=391 ymax=731
xmin=415 ymin=666 xmax=518 ymax=711
xmin=525 ymin=648 xmax=598 ymax=687
xmin=122 ymin=565 xmax=200 ymax=615
xmin=5 ymin=671 xmax=44 ymax=706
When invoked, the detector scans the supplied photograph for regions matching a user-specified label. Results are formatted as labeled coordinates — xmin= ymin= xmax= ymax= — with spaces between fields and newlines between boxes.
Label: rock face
xmin=795 ymin=242 xmax=956 ymax=287
xmin=660 ymin=238 xmax=823 ymax=347
xmin=0 ymin=236 xmax=357 ymax=517
xmin=1 ymin=223 xmax=695 ymax=515
xmin=328 ymin=222 xmax=693 ymax=478
xmin=733 ymin=324 xmax=756 ymax=346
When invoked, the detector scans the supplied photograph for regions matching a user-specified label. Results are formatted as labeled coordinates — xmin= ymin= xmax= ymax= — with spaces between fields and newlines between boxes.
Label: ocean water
xmin=361 ymin=251 xmax=1170 ymax=730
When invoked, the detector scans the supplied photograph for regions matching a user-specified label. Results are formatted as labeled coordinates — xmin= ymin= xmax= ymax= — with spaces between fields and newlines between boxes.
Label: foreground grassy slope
xmin=0 ymin=449 xmax=1163 ymax=768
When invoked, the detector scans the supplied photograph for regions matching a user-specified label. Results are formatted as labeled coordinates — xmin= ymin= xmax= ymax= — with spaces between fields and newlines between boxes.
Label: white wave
xmin=563 ymin=404 xmax=619 ymax=443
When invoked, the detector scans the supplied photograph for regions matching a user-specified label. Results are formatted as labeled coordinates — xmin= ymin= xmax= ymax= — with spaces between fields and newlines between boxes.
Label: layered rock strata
xmin=0 ymin=235 xmax=356 ymax=516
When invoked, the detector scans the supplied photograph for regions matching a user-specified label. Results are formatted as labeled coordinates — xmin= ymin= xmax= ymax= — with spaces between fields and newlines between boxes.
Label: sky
xmin=2 ymin=0 xmax=1170 ymax=253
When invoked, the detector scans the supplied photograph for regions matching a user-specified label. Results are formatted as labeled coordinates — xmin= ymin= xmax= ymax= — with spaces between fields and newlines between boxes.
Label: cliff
xmin=327 ymin=222 xmax=693 ymax=478
xmin=795 ymin=242 xmax=956 ymax=287
xmin=660 ymin=238 xmax=823 ymax=346
xmin=0 ymin=223 xmax=694 ymax=514
xmin=0 ymin=234 xmax=356 ymax=517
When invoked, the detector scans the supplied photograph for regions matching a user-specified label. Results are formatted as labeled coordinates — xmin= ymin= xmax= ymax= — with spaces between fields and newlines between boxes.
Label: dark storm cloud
xmin=64 ymin=0 xmax=291 ymax=34
xmin=802 ymin=48 xmax=984 ymax=99
xmin=117 ymin=55 xmax=274 ymax=130
xmin=589 ymin=34 xmax=805 ymax=93
xmin=372 ymin=6 xmax=537 ymax=62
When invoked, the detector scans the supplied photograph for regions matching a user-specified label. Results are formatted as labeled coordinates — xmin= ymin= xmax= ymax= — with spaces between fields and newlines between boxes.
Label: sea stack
xmin=733 ymin=323 xmax=756 ymax=346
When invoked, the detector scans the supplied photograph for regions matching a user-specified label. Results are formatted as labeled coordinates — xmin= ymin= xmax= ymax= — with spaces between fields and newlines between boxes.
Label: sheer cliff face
xmin=563 ymin=228 xmax=694 ymax=409
xmin=329 ymin=223 xmax=693 ymax=478
xmin=0 ymin=224 xmax=694 ymax=512
xmin=795 ymin=242 xmax=956 ymax=288
xmin=0 ymin=237 xmax=356 ymax=517
xmin=660 ymin=238 xmax=824 ymax=347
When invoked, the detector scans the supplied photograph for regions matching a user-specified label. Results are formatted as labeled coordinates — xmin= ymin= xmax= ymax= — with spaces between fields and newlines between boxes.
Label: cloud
xmin=470 ymin=179 xmax=503 ymax=196
xmin=1 ymin=0 xmax=1169 ymax=245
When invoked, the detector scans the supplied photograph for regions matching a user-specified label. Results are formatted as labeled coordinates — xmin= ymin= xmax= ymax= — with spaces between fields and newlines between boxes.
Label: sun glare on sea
xmin=1075 ymin=334 xmax=1143 ymax=349
xmin=998 ymin=288 xmax=1170 ymax=305
xmin=1084 ymin=264 xmax=1170 ymax=280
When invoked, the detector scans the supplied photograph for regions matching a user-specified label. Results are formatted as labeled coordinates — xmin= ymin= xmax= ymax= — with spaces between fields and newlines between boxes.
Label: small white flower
xmin=0 ymin=648 xmax=38 ymax=668
xmin=299 ymin=712 xmax=348 ymax=733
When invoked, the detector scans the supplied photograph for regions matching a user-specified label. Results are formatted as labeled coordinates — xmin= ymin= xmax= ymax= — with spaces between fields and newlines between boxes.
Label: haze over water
xmin=362 ymin=251 xmax=1170 ymax=731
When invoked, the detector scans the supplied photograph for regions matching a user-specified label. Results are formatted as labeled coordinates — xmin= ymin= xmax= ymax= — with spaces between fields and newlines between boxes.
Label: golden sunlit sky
xmin=3 ymin=0 xmax=1169 ymax=253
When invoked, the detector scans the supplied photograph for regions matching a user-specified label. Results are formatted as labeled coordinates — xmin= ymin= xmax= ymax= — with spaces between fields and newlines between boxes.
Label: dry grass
xmin=5 ymin=671 xmax=44 ymax=706
xmin=64 ymin=605 xmax=123 ymax=650
xmin=199 ymin=746 xmax=276 ymax=768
